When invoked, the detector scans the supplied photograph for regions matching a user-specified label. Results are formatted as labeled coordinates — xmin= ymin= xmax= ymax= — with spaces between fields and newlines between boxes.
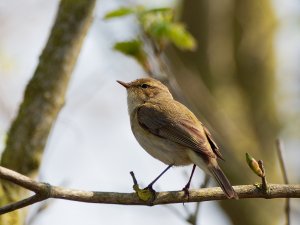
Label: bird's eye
xmin=141 ymin=84 xmax=149 ymax=89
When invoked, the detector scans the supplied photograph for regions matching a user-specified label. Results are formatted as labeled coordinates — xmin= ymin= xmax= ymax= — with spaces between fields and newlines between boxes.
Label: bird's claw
xmin=182 ymin=185 xmax=191 ymax=202
xmin=142 ymin=185 xmax=156 ymax=205
xmin=132 ymin=184 xmax=156 ymax=205
xmin=130 ymin=172 xmax=157 ymax=205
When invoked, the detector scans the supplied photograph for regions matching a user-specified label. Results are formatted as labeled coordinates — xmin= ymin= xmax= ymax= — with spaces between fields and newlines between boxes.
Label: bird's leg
xmin=145 ymin=164 xmax=173 ymax=191
xmin=182 ymin=164 xmax=196 ymax=197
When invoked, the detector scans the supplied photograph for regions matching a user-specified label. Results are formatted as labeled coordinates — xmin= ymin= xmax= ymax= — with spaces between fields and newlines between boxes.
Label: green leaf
xmin=142 ymin=7 xmax=172 ymax=14
xmin=114 ymin=40 xmax=143 ymax=57
xmin=166 ymin=24 xmax=197 ymax=50
xmin=139 ymin=9 xmax=196 ymax=51
xmin=114 ymin=40 xmax=149 ymax=71
xmin=148 ymin=21 xmax=169 ymax=38
xmin=140 ymin=10 xmax=172 ymax=34
xmin=104 ymin=7 xmax=135 ymax=19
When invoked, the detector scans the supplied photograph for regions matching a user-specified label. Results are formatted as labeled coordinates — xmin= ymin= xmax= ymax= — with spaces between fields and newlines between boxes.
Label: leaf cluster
xmin=104 ymin=6 xmax=196 ymax=69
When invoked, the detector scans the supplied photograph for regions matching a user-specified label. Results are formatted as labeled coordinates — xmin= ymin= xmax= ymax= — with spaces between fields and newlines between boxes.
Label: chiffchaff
xmin=117 ymin=78 xmax=238 ymax=199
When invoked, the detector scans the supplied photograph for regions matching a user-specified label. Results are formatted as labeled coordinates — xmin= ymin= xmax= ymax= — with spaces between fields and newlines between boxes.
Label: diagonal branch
xmin=0 ymin=194 xmax=44 ymax=215
xmin=0 ymin=166 xmax=299 ymax=215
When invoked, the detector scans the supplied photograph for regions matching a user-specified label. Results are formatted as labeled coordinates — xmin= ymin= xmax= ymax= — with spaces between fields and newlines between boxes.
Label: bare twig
xmin=0 ymin=166 xmax=299 ymax=215
xmin=165 ymin=172 xmax=210 ymax=224
xmin=258 ymin=160 xmax=268 ymax=192
xmin=130 ymin=171 xmax=138 ymax=186
xmin=163 ymin=204 xmax=187 ymax=221
xmin=186 ymin=174 xmax=210 ymax=225
xmin=276 ymin=139 xmax=290 ymax=225
xmin=27 ymin=178 xmax=68 ymax=225
xmin=26 ymin=199 xmax=53 ymax=225
xmin=276 ymin=139 xmax=289 ymax=184
xmin=0 ymin=194 xmax=45 ymax=215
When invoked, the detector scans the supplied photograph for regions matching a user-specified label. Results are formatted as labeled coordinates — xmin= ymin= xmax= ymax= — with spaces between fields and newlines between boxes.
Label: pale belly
xmin=131 ymin=116 xmax=192 ymax=166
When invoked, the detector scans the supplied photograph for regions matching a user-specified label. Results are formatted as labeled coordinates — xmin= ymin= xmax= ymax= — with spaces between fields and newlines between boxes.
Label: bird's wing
xmin=137 ymin=102 xmax=216 ymax=158
xmin=203 ymin=125 xmax=224 ymax=160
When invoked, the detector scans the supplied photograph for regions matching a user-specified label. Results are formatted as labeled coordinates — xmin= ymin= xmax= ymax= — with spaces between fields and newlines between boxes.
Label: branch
xmin=276 ymin=139 xmax=289 ymax=185
xmin=188 ymin=174 xmax=210 ymax=225
xmin=0 ymin=166 xmax=299 ymax=215
xmin=258 ymin=160 xmax=268 ymax=191
xmin=276 ymin=139 xmax=290 ymax=225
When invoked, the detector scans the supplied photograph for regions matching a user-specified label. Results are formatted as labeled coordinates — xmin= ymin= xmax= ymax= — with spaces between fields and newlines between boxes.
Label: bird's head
xmin=117 ymin=77 xmax=173 ymax=109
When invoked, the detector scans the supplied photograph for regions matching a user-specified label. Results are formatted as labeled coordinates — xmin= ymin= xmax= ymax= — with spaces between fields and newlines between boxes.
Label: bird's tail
xmin=208 ymin=164 xmax=238 ymax=199
xmin=188 ymin=151 xmax=238 ymax=199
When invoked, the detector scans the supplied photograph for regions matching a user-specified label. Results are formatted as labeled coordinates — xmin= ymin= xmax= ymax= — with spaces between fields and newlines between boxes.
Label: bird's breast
xmin=130 ymin=113 xmax=192 ymax=166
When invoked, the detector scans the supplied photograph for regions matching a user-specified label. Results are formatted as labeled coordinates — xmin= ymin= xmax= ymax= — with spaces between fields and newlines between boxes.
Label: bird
xmin=117 ymin=77 xmax=238 ymax=199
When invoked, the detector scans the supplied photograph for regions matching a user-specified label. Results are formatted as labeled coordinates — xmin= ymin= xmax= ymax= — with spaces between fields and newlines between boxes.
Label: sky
xmin=0 ymin=0 xmax=300 ymax=224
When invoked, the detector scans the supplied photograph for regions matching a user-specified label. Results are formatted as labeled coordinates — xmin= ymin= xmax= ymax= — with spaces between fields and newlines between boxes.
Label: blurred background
xmin=0 ymin=0 xmax=299 ymax=224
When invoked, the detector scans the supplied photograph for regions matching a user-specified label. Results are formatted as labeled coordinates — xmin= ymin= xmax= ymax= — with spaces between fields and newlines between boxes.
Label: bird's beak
xmin=117 ymin=80 xmax=130 ymax=89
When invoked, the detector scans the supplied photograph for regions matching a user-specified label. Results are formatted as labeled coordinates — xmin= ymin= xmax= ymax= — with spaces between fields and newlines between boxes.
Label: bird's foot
xmin=133 ymin=183 xmax=156 ymax=205
xmin=142 ymin=185 xmax=156 ymax=205
xmin=130 ymin=171 xmax=156 ymax=205
xmin=182 ymin=184 xmax=191 ymax=201
xmin=144 ymin=184 xmax=155 ymax=192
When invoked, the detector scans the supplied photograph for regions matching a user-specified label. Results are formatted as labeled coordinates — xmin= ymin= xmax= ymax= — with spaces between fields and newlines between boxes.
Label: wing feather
xmin=137 ymin=102 xmax=217 ymax=158
xmin=203 ymin=126 xmax=224 ymax=160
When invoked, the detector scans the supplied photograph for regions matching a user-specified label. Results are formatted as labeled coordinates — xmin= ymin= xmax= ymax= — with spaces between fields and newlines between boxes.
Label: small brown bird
xmin=117 ymin=77 xmax=238 ymax=199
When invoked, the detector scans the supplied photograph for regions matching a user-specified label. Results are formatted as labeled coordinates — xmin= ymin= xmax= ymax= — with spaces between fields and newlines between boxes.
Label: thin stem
xmin=188 ymin=174 xmax=210 ymax=225
xmin=130 ymin=171 xmax=138 ymax=186
xmin=164 ymin=204 xmax=187 ymax=221
xmin=276 ymin=139 xmax=290 ymax=225
xmin=258 ymin=160 xmax=268 ymax=192
xmin=0 ymin=194 xmax=42 ymax=215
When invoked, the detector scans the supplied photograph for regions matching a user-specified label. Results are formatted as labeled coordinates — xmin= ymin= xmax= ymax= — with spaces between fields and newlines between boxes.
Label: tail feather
xmin=188 ymin=151 xmax=238 ymax=199
xmin=208 ymin=165 xmax=238 ymax=199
